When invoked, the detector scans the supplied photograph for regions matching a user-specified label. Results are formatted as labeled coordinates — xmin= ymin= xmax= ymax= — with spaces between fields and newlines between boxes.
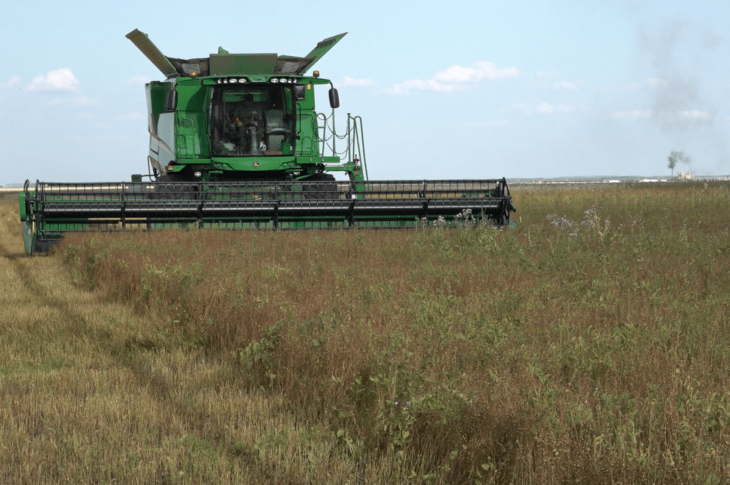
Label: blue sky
xmin=1 ymin=0 xmax=728 ymax=184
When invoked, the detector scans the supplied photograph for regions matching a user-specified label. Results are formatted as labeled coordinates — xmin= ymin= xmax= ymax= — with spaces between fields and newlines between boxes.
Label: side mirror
xmin=294 ymin=85 xmax=306 ymax=101
xmin=166 ymin=90 xmax=178 ymax=111
xmin=329 ymin=88 xmax=340 ymax=109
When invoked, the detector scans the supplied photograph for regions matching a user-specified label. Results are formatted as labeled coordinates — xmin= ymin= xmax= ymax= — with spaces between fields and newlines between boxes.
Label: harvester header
xmin=19 ymin=29 xmax=514 ymax=254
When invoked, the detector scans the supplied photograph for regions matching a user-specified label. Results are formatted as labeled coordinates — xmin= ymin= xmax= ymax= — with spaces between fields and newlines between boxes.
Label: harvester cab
xmin=19 ymin=30 xmax=515 ymax=255
xmin=125 ymin=28 xmax=351 ymax=183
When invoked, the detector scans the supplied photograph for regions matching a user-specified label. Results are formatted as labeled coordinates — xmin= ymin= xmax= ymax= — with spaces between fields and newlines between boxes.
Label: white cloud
xmin=609 ymin=109 xmax=712 ymax=123
xmin=535 ymin=103 xmax=553 ymax=114
xmin=613 ymin=84 xmax=641 ymax=92
xmin=433 ymin=61 xmax=519 ymax=83
xmin=678 ymin=110 xmax=712 ymax=120
xmin=655 ymin=110 xmax=712 ymax=123
xmin=508 ymin=103 xmax=588 ymax=115
xmin=610 ymin=110 xmax=651 ymax=119
xmin=536 ymin=69 xmax=557 ymax=79
xmin=560 ymin=104 xmax=588 ymax=113
xmin=646 ymin=78 xmax=669 ymax=89
xmin=551 ymin=81 xmax=580 ymax=91
xmin=385 ymin=78 xmax=463 ymax=95
xmin=0 ymin=76 xmax=21 ymax=89
xmin=609 ymin=79 xmax=673 ymax=92
xmin=463 ymin=120 xmax=511 ymax=127
xmin=530 ymin=80 xmax=583 ymax=91
xmin=48 ymin=95 xmax=99 ymax=107
xmin=24 ymin=68 xmax=79 ymax=92
xmin=384 ymin=61 xmax=519 ymax=95
xmin=117 ymin=112 xmax=145 ymax=121
xmin=125 ymin=76 xmax=150 ymax=85
xmin=340 ymin=76 xmax=375 ymax=88
xmin=85 ymin=122 xmax=111 ymax=130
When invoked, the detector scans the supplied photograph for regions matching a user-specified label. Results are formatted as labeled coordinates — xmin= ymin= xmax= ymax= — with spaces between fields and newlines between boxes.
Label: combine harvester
xmin=20 ymin=30 xmax=514 ymax=254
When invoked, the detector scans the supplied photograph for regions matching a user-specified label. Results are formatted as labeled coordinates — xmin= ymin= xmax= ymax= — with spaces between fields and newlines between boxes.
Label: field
xmin=1 ymin=183 xmax=730 ymax=484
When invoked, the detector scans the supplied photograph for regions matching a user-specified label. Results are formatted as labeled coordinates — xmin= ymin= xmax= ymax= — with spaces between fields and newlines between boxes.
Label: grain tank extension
xmin=19 ymin=29 xmax=514 ymax=254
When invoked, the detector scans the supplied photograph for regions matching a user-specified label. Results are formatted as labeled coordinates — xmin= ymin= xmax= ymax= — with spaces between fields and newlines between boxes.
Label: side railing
xmin=316 ymin=111 xmax=369 ymax=180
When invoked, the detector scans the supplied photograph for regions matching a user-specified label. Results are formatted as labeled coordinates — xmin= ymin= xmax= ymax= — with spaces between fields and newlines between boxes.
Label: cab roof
xmin=126 ymin=29 xmax=346 ymax=78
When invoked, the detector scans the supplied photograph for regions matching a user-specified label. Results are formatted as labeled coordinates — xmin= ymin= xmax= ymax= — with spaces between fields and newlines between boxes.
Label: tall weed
xmin=56 ymin=182 xmax=730 ymax=483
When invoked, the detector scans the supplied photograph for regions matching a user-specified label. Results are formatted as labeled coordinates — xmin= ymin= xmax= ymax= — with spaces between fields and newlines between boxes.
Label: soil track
xmin=0 ymin=195 xmax=254 ymax=482
xmin=0 ymin=194 xmax=347 ymax=483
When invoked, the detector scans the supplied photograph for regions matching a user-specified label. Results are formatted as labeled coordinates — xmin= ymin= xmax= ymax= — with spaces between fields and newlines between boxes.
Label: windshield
xmin=210 ymin=84 xmax=295 ymax=157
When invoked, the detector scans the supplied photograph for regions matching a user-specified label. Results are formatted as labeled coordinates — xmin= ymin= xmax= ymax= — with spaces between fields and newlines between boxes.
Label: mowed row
xmin=0 ymin=193 xmax=367 ymax=484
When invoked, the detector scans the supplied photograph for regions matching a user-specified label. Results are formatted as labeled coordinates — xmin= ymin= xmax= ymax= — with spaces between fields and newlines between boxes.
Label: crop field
xmin=1 ymin=183 xmax=730 ymax=484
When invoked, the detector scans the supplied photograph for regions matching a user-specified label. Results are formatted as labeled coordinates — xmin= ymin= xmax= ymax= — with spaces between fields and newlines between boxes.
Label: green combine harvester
xmin=19 ymin=29 xmax=514 ymax=254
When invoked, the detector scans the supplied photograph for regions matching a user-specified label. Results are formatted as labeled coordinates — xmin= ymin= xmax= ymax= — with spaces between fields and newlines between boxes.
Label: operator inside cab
xmin=232 ymin=94 xmax=263 ymax=128
xmin=213 ymin=86 xmax=293 ymax=157
xmin=231 ymin=93 xmax=265 ymax=155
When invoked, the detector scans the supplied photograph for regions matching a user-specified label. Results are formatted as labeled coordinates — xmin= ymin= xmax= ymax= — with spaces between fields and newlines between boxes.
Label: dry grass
xmin=0 ymin=195 xmax=376 ymax=484
xmin=3 ymin=182 xmax=730 ymax=483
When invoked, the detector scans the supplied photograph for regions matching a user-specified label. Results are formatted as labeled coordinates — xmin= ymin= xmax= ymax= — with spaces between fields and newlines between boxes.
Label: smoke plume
xmin=642 ymin=19 xmax=718 ymax=131
xmin=667 ymin=150 xmax=690 ymax=176
xmin=638 ymin=19 xmax=728 ymax=173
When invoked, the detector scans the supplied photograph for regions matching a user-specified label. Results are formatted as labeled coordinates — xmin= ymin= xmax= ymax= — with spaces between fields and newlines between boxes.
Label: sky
xmin=1 ymin=0 xmax=729 ymax=184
